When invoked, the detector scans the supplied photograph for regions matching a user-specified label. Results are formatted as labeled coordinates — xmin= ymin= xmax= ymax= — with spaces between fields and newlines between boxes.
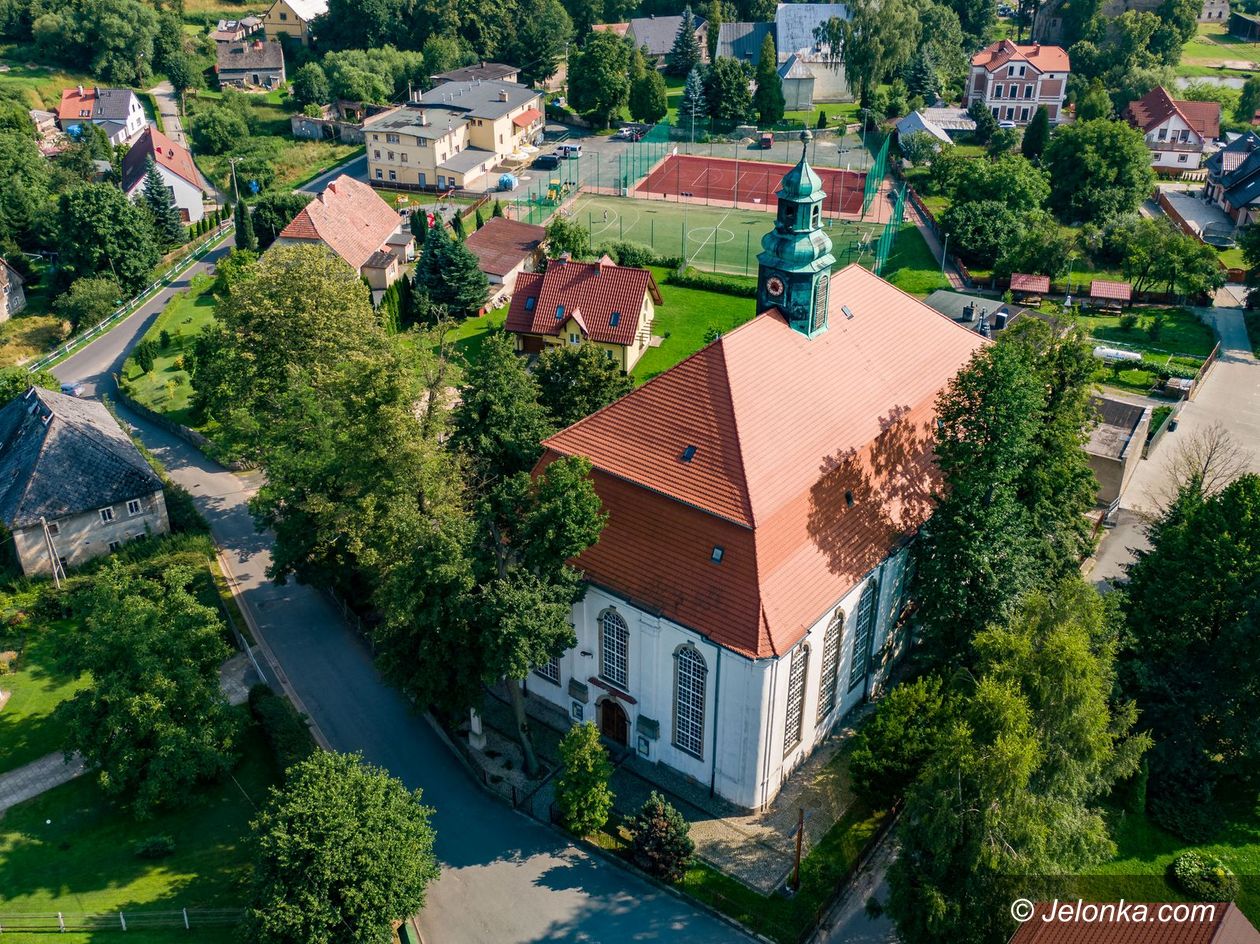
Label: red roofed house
xmin=464 ymin=217 xmax=546 ymax=305
xmin=1009 ymin=901 xmax=1260 ymax=944
xmin=967 ymin=40 xmax=1070 ymax=126
xmin=275 ymin=175 xmax=414 ymax=294
xmin=1126 ymin=86 xmax=1221 ymax=173
xmin=121 ymin=127 xmax=210 ymax=224
xmin=57 ymin=86 xmax=146 ymax=146
xmin=528 ymin=133 xmax=986 ymax=809
xmin=506 ymin=257 xmax=662 ymax=372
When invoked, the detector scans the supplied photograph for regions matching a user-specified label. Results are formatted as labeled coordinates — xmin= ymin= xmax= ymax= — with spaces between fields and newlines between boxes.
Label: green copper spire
xmin=756 ymin=129 xmax=836 ymax=336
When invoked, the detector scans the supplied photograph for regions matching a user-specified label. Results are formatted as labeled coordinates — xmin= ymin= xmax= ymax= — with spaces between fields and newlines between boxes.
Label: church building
xmin=529 ymin=133 xmax=985 ymax=810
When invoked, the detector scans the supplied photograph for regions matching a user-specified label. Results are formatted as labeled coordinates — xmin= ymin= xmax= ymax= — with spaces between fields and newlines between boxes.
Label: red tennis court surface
xmin=636 ymin=153 xmax=866 ymax=216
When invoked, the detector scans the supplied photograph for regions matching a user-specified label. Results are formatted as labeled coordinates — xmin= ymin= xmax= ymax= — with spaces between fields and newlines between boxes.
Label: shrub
xmin=597 ymin=241 xmax=679 ymax=269
xmin=624 ymin=791 xmax=694 ymax=882
xmin=134 ymin=340 xmax=157 ymax=374
xmin=555 ymin=722 xmax=614 ymax=835
xmin=248 ymin=683 xmax=316 ymax=777
xmin=665 ymin=267 xmax=757 ymax=298
xmin=1169 ymin=852 xmax=1240 ymax=901
xmin=159 ymin=329 xmax=172 ymax=349
xmin=1149 ymin=795 xmax=1221 ymax=843
xmin=1145 ymin=313 xmax=1165 ymax=341
xmin=134 ymin=834 xmax=176 ymax=859
xmin=1119 ymin=312 xmax=1139 ymax=331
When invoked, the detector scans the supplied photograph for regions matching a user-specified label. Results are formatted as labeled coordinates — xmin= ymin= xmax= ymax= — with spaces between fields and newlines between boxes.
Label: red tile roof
xmin=1008 ymin=902 xmax=1260 ymax=944
xmin=505 ymin=258 xmax=662 ymax=346
xmin=57 ymin=87 xmax=95 ymax=121
xmin=1127 ymin=86 xmax=1221 ymax=142
xmin=971 ymin=39 xmax=1070 ymax=73
xmin=512 ymin=107 xmax=542 ymax=128
xmin=121 ymin=126 xmax=206 ymax=193
xmin=541 ymin=264 xmax=985 ymax=658
xmin=278 ymin=175 xmax=402 ymax=272
xmin=1010 ymin=273 xmax=1050 ymax=293
xmin=464 ymin=217 xmax=546 ymax=276
xmin=1090 ymin=279 xmax=1132 ymax=301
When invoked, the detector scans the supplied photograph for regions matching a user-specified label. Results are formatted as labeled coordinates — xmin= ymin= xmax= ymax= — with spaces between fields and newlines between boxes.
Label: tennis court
xmin=636 ymin=153 xmax=867 ymax=217
xmin=569 ymin=193 xmax=883 ymax=277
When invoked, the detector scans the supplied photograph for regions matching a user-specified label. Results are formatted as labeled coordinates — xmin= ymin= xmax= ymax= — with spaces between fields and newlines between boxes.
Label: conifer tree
xmin=666 ymin=7 xmax=704 ymax=77
xmin=235 ymin=199 xmax=257 ymax=252
xmin=141 ymin=155 xmax=185 ymax=248
xmin=492 ymin=199 xmax=504 ymax=218
xmin=678 ymin=66 xmax=708 ymax=133
xmin=451 ymin=211 xmax=466 ymax=239
xmin=1021 ymin=105 xmax=1050 ymax=162
xmin=752 ymin=33 xmax=785 ymax=125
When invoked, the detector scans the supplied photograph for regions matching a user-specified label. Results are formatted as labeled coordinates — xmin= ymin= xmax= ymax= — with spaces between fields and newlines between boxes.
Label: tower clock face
xmin=766 ymin=275 xmax=785 ymax=298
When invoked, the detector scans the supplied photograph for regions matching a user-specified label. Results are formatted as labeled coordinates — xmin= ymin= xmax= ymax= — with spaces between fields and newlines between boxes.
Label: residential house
xmin=526 ymin=141 xmax=984 ymax=810
xmin=1086 ymin=395 xmax=1151 ymax=507
xmin=216 ymin=38 xmax=286 ymax=89
xmin=1126 ymin=85 xmax=1220 ymax=173
xmin=922 ymin=289 xmax=1037 ymax=335
xmin=966 ymin=40 xmax=1070 ymax=125
xmin=275 ymin=175 xmax=414 ymax=293
xmin=57 ymin=86 xmax=146 ymax=145
xmin=431 ymin=62 xmax=520 ymax=85
xmin=0 ymin=387 xmax=170 ymax=576
xmin=895 ymin=108 xmax=976 ymax=150
xmin=290 ymin=99 xmax=391 ymax=143
xmin=715 ymin=5 xmax=852 ymax=104
xmin=120 ymin=127 xmax=209 ymax=224
xmin=1205 ymin=130 xmax=1260 ymax=224
xmin=1007 ymin=902 xmax=1260 ymax=944
xmin=362 ymin=80 xmax=543 ymax=191
xmin=262 ymin=0 xmax=326 ymax=45
xmin=591 ymin=22 xmax=630 ymax=37
xmin=627 ymin=14 xmax=709 ymax=65
xmin=211 ymin=15 xmax=262 ymax=42
xmin=0 ymin=259 xmax=26 ymax=322
xmin=505 ymin=257 xmax=661 ymax=371
xmin=464 ymin=217 xmax=546 ymax=305
xmin=1202 ymin=0 xmax=1229 ymax=19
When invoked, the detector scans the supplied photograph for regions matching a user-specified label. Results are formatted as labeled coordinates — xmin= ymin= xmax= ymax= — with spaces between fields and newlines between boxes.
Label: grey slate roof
xmin=90 ymin=89 xmax=139 ymax=122
xmin=0 ymin=388 xmax=163 ymax=529
xmin=775 ymin=2 xmax=847 ymax=57
xmin=414 ymin=80 xmax=538 ymax=121
xmin=438 ymin=146 xmax=497 ymax=173
xmin=1207 ymin=131 xmax=1260 ymax=209
xmin=628 ymin=14 xmax=706 ymax=57
xmin=1087 ymin=395 xmax=1147 ymax=459
xmin=216 ymin=39 xmax=285 ymax=72
xmin=716 ymin=21 xmax=774 ymax=60
xmin=431 ymin=62 xmax=518 ymax=84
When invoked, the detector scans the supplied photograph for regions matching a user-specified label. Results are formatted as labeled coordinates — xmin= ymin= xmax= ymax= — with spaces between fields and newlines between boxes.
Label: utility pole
xmin=227 ymin=156 xmax=242 ymax=206
xmin=790 ymin=807 xmax=804 ymax=892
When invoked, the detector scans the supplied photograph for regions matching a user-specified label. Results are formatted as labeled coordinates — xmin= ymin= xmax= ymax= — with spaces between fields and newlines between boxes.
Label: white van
xmin=557 ymin=143 xmax=583 ymax=159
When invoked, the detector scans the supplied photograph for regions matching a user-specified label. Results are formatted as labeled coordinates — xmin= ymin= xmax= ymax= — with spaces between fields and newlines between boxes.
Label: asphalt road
xmin=52 ymin=250 xmax=748 ymax=944
xmin=298 ymin=151 xmax=369 ymax=193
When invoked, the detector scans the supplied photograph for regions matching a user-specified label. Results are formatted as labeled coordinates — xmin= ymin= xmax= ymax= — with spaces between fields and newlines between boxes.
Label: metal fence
xmin=28 ymin=224 xmax=234 ymax=375
xmin=0 ymin=908 xmax=245 ymax=932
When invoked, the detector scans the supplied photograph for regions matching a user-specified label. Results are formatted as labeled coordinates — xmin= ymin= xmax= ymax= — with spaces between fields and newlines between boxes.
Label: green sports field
xmin=569 ymin=194 xmax=885 ymax=277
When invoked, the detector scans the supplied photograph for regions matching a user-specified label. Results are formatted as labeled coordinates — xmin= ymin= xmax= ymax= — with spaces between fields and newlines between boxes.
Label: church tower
xmin=756 ymin=129 xmax=837 ymax=336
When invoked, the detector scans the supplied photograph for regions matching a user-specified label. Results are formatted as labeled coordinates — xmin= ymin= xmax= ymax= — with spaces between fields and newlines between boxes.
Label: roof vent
xmin=681 ymin=444 xmax=697 ymax=462
xmin=841 ymin=305 xmax=854 ymax=319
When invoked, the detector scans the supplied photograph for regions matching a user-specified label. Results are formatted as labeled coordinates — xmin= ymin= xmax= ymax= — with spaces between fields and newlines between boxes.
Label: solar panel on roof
xmin=841 ymin=305 xmax=854 ymax=319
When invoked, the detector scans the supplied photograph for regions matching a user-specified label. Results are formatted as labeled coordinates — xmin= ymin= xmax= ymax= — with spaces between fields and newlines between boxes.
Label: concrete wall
xmin=13 ymin=488 xmax=171 ymax=576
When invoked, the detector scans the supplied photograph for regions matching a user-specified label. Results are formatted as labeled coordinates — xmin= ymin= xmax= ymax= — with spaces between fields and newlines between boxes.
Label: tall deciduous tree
xmin=569 ymin=30 xmax=632 ymax=128
xmin=53 ymin=275 xmax=121 ymax=332
xmin=556 ymin=722 xmax=614 ymax=833
xmin=666 ymin=5 xmax=703 ymax=76
xmin=704 ymin=56 xmax=752 ymax=123
xmin=1237 ymin=74 xmax=1260 ymax=123
xmin=1042 ymin=118 xmax=1155 ymax=223
xmin=889 ymin=580 xmax=1148 ymax=944
xmin=57 ymin=184 xmax=160 ymax=293
xmin=535 ymin=340 xmax=635 ymax=428
xmin=814 ymin=0 xmax=921 ymax=107
xmin=629 ymin=68 xmax=669 ymax=124
xmin=54 ymin=562 xmax=241 ymax=815
xmin=248 ymin=751 xmax=439 ymax=944
xmin=504 ymin=0 xmax=573 ymax=85
xmin=752 ymin=33 xmax=785 ymax=124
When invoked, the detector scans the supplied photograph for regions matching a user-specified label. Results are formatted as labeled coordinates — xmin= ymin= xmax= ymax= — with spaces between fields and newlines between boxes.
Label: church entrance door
xmin=599 ymin=699 xmax=628 ymax=746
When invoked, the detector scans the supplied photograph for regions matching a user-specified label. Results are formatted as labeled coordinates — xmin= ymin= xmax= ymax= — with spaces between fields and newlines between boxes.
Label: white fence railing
xmin=27 ymin=223 xmax=235 ymax=375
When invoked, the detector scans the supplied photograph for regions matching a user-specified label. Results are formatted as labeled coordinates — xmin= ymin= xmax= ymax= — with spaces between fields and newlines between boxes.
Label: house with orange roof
xmin=966 ymin=40 xmax=1069 ymax=126
xmin=526 ymin=133 xmax=985 ymax=809
xmin=274 ymin=175 xmax=414 ymax=294
xmin=505 ymin=257 xmax=661 ymax=371
xmin=1126 ymin=85 xmax=1221 ymax=173
xmin=121 ymin=127 xmax=210 ymax=223
xmin=57 ymin=86 xmax=146 ymax=145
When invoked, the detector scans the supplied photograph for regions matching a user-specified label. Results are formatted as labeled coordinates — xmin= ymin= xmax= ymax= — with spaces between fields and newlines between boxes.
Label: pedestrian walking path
xmin=905 ymin=198 xmax=964 ymax=289
xmin=0 ymin=752 xmax=86 ymax=813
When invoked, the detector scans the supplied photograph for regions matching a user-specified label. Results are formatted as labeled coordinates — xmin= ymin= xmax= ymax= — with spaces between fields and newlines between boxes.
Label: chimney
xmin=499 ymin=90 xmax=509 ymax=102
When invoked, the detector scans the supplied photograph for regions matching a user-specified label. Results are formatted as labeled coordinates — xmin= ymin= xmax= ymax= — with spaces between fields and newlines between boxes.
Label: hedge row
xmin=596 ymin=241 xmax=681 ymax=269
xmin=664 ymin=267 xmax=758 ymax=298
xmin=249 ymin=683 xmax=316 ymax=777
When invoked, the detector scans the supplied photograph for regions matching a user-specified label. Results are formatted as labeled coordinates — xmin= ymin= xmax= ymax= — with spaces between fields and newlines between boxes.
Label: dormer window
xmin=710 ymin=546 xmax=724 ymax=563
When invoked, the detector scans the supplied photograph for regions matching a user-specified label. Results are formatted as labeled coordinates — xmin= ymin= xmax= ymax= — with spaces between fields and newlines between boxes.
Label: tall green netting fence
xmin=615 ymin=122 xmax=672 ymax=192
xmin=873 ymin=184 xmax=906 ymax=275
xmin=861 ymin=134 xmax=889 ymax=221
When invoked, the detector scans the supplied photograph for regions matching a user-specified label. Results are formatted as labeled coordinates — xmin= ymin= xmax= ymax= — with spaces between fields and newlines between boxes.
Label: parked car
xmin=759 ymin=132 xmax=774 ymax=149
xmin=60 ymin=382 xmax=85 ymax=397
xmin=998 ymin=120 xmax=1017 ymax=129
xmin=532 ymin=153 xmax=561 ymax=170
xmin=557 ymin=143 xmax=583 ymax=159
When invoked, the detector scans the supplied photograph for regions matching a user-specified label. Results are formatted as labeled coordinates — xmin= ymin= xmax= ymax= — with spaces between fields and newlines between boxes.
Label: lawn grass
xmin=632 ymin=266 xmax=757 ymax=381
xmin=0 ymin=618 xmax=88 ymax=776
xmin=0 ymin=50 xmax=95 ymax=110
xmin=1072 ymin=306 xmax=1217 ymax=358
xmin=871 ymin=222 xmax=951 ymax=297
xmin=442 ymin=305 xmax=509 ymax=365
xmin=120 ymin=273 xmax=216 ymax=426
xmin=181 ymin=0 xmax=260 ymax=27
xmin=0 ymin=314 xmax=67 ymax=368
xmin=0 ymin=714 xmax=277 ymax=943
xmin=1080 ymin=787 xmax=1260 ymax=924
xmin=1182 ymin=22 xmax=1260 ymax=66
xmin=592 ymin=798 xmax=887 ymax=944
xmin=201 ymin=141 xmax=362 ymax=194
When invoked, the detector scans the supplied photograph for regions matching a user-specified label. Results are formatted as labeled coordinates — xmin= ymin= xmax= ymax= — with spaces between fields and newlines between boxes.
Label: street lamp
xmin=940 ymin=232 xmax=949 ymax=274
